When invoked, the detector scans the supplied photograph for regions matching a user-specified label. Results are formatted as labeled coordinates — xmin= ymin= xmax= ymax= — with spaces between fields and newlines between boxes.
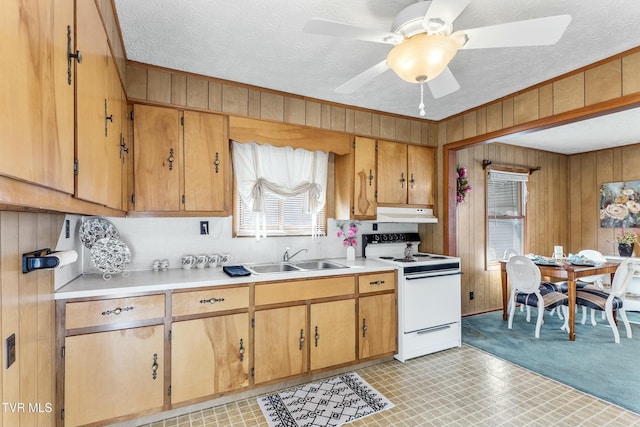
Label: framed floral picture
xmin=600 ymin=180 xmax=640 ymax=228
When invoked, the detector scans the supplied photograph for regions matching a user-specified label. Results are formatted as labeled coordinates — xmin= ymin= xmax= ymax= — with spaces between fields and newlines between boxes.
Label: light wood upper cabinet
xmin=407 ymin=144 xmax=435 ymax=206
xmin=0 ymin=0 xmax=74 ymax=193
xmin=133 ymin=104 xmax=182 ymax=211
xmin=377 ymin=140 xmax=435 ymax=207
xmin=75 ymin=0 xmax=123 ymax=208
xmin=171 ymin=313 xmax=249 ymax=404
xmin=335 ymin=137 xmax=377 ymax=220
xmin=183 ymin=111 xmax=228 ymax=212
xmin=377 ymin=141 xmax=408 ymax=205
xmin=133 ymin=105 xmax=229 ymax=214
xmin=64 ymin=325 xmax=165 ymax=427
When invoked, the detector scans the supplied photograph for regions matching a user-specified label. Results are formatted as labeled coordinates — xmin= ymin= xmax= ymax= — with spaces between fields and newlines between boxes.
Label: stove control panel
xmin=362 ymin=232 xmax=420 ymax=245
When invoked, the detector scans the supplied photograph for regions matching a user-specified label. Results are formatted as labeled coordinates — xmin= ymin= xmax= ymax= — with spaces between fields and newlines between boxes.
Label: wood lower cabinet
xmin=359 ymin=293 xmax=397 ymax=359
xmin=171 ymin=313 xmax=250 ymax=404
xmin=254 ymin=305 xmax=308 ymax=385
xmin=63 ymin=325 xmax=165 ymax=427
xmin=309 ymin=299 xmax=356 ymax=370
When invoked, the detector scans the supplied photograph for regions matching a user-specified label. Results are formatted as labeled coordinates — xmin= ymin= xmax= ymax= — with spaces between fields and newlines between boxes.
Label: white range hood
xmin=375 ymin=207 xmax=438 ymax=223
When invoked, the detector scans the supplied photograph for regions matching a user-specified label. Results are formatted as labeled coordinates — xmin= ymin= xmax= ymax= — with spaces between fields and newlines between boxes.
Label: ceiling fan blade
xmin=458 ymin=15 xmax=572 ymax=49
xmin=426 ymin=67 xmax=460 ymax=99
xmin=424 ymin=0 xmax=471 ymax=24
xmin=303 ymin=18 xmax=400 ymax=44
xmin=335 ymin=60 xmax=390 ymax=94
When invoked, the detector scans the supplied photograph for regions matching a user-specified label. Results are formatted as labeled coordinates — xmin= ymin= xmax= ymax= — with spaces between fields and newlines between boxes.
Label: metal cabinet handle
xmin=214 ymin=152 xmax=220 ymax=173
xmin=66 ymin=25 xmax=82 ymax=85
xmin=299 ymin=329 xmax=305 ymax=350
xmin=400 ymin=172 xmax=406 ymax=188
xmin=362 ymin=319 xmax=368 ymax=337
xmin=101 ymin=306 xmax=133 ymax=316
xmin=151 ymin=353 xmax=159 ymax=380
xmin=168 ymin=148 xmax=175 ymax=170
xmin=314 ymin=326 xmax=320 ymax=347
xmin=239 ymin=338 xmax=245 ymax=362
xmin=369 ymin=280 xmax=385 ymax=286
xmin=368 ymin=169 xmax=374 ymax=186
xmin=410 ymin=173 xmax=415 ymax=189
xmin=104 ymin=99 xmax=113 ymax=136
xmin=199 ymin=297 xmax=225 ymax=304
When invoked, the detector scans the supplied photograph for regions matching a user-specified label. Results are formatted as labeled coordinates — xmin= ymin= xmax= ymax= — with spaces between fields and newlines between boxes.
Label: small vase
xmin=618 ymin=243 xmax=634 ymax=257
xmin=346 ymin=246 xmax=356 ymax=261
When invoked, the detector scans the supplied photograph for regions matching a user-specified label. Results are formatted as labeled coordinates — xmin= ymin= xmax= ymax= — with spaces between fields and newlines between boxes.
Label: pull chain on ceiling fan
xmin=303 ymin=0 xmax=571 ymax=116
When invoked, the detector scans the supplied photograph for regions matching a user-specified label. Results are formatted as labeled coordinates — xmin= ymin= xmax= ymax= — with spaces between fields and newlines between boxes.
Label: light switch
xmin=6 ymin=334 xmax=15 ymax=368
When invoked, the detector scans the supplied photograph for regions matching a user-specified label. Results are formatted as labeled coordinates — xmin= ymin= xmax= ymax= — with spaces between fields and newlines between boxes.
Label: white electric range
xmin=362 ymin=233 xmax=462 ymax=362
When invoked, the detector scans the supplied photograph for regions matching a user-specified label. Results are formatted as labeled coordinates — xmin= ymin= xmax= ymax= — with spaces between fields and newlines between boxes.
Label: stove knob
xmin=382 ymin=234 xmax=388 ymax=241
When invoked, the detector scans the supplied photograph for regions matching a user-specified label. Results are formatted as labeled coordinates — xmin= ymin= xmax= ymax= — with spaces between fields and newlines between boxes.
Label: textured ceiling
xmin=114 ymin=0 xmax=640 ymax=153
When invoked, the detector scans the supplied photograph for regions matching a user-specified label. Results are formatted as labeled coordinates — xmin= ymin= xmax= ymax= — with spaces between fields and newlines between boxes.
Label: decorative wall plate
xmin=80 ymin=217 xmax=119 ymax=249
xmin=90 ymin=237 xmax=131 ymax=280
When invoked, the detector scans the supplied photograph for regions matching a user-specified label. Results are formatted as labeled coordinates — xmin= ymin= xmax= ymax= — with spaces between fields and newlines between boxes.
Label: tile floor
xmin=141 ymin=345 xmax=640 ymax=427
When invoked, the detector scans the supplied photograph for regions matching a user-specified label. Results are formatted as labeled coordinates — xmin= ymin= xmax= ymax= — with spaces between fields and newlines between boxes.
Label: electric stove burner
xmin=414 ymin=254 xmax=447 ymax=259
xmin=393 ymin=258 xmax=416 ymax=262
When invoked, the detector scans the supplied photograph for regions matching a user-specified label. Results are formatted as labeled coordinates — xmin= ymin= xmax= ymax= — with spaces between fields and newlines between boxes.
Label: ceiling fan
xmin=303 ymin=0 xmax=571 ymax=116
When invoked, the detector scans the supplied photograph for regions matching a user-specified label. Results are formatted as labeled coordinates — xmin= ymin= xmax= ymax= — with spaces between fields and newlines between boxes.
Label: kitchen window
xmin=486 ymin=168 xmax=528 ymax=269
xmin=234 ymin=192 xmax=326 ymax=237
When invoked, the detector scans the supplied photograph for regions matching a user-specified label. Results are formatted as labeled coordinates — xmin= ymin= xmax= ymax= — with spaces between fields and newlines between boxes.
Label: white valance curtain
xmin=231 ymin=140 xmax=328 ymax=240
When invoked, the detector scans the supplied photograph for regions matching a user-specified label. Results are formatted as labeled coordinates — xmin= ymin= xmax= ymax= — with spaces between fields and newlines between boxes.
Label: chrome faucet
xmin=283 ymin=247 xmax=308 ymax=262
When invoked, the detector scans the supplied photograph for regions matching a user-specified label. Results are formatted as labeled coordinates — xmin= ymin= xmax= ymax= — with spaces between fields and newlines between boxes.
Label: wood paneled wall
xmin=455 ymin=143 xmax=569 ymax=315
xmin=125 ymin=63 xmax=438 ymax=147
xmin=569 ymin=144 xmax=640 ymax=256
xmin=0 ymin=212 xmax=64 ymax=427
xmin=442 ymin=48 xmax=640 ymax=145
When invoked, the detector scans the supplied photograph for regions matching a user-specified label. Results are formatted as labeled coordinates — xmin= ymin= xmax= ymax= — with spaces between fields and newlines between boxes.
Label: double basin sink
xmin=244 ymin=259 xmax=348 ymax=275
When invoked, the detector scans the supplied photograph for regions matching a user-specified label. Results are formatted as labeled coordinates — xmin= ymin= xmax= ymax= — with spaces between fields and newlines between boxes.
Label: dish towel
xmin=222 ymin=265 xmax=252 ymax=277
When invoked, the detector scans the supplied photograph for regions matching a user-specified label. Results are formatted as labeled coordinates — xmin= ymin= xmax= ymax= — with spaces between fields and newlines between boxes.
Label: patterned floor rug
xmin=257 ymin=372 xmax=394 ymax=427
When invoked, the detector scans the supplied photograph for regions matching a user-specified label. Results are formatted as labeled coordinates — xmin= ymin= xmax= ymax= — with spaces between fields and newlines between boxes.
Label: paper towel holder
xmin=22 ymin=248 xmax=61 ymax=274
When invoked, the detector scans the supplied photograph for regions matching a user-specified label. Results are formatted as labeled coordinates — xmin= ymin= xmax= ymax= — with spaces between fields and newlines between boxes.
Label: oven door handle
xmin=405 ymin=271 xmax=462 ymax=280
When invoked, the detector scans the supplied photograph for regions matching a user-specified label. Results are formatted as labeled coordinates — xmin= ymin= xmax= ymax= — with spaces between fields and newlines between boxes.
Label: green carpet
xmin=462 ymin=309 xmax=640 ymax=415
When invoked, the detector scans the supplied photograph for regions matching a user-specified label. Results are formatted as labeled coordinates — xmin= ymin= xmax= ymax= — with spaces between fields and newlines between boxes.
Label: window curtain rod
xmin=482 ymin=160 xmax=541 ymax=175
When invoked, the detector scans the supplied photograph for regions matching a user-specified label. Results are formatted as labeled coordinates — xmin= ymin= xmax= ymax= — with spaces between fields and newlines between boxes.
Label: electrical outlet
xmin=469 ymin=291 xmax=474 ymax=300
xmin=372 ymin=223 xmax=378 ymax=231
xmin=6 ymin=334 xmax=16 ymax=368
xmin=200 ymin=221 xmax=209 ymax=235
xmin=65 ymin=219 xmax=70 ymax=238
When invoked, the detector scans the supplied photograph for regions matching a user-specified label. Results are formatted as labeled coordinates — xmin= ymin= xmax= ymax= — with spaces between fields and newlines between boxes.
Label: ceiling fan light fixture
xmin=386 ymin=33 xmax=459 ymax=83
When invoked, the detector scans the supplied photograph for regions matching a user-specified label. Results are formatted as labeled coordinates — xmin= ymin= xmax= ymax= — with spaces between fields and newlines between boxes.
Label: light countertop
xmin=55 ymin=258 xmax=396 ymax=300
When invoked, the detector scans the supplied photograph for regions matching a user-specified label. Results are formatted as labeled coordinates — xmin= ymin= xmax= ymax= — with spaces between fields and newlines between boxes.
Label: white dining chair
xmin=575 ymin=258 xmax=637 ymax=343
xmin=507 ymin=256 xmax=569 ymax=338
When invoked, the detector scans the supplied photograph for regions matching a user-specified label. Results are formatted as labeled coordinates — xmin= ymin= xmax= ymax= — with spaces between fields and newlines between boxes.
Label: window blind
xmin=487 ymin=170 xmax=528 ymax=266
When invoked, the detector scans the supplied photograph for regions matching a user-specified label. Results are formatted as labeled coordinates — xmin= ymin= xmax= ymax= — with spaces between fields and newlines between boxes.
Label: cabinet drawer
xmin=66 ymin=294 xmax=165 ymax=330
xmin=358 ymin=272 xmax=396 ymax=294
xmin=172 ymin=286 xmax=249 ymax=317
xmin=255 ymin=276 xmax=355 ymax=306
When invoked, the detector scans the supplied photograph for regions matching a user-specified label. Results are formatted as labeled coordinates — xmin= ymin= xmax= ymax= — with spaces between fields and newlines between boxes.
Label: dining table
xmin=500 ymin=259 xmax=620 ymax=341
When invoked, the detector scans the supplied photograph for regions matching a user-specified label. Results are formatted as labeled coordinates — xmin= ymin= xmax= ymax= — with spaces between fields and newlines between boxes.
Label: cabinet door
xmin=353 ymin=137 xmax=377 ymax=218
xmin=407 ymin=145 xmax=435 ymax=206
xmin=359 ymin=294 xmax=397 ymax=359
xmin=75 ymin=0 xmax=110 ymax=205
xmin=377 ymin=141 xmax=408 ymax=204
xmin=183 ymin=111 xmax=227 ymax=212
xmin=0 ymin=0 xmax=74 ymax=193
xmin=254 ymin=306 xmax=307 ymax=384
xmin=171 ymin=313 xmax=249 ymax=404
xmin=103 ymin=55 xmax=123 ymax=209
xmin=64 ymin=325 xmax=165 ymax=427
xmin=133 ymin=104 xmax=182 ymax=211
xmin=310 ymin=299 xmax=356 ymax=371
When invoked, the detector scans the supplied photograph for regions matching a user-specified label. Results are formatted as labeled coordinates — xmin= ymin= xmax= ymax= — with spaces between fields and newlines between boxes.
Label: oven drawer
xmin=396 ymin=322 xmax=461 ymax=362
xmin=358 ymin=272 xmax=396 ymax=294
